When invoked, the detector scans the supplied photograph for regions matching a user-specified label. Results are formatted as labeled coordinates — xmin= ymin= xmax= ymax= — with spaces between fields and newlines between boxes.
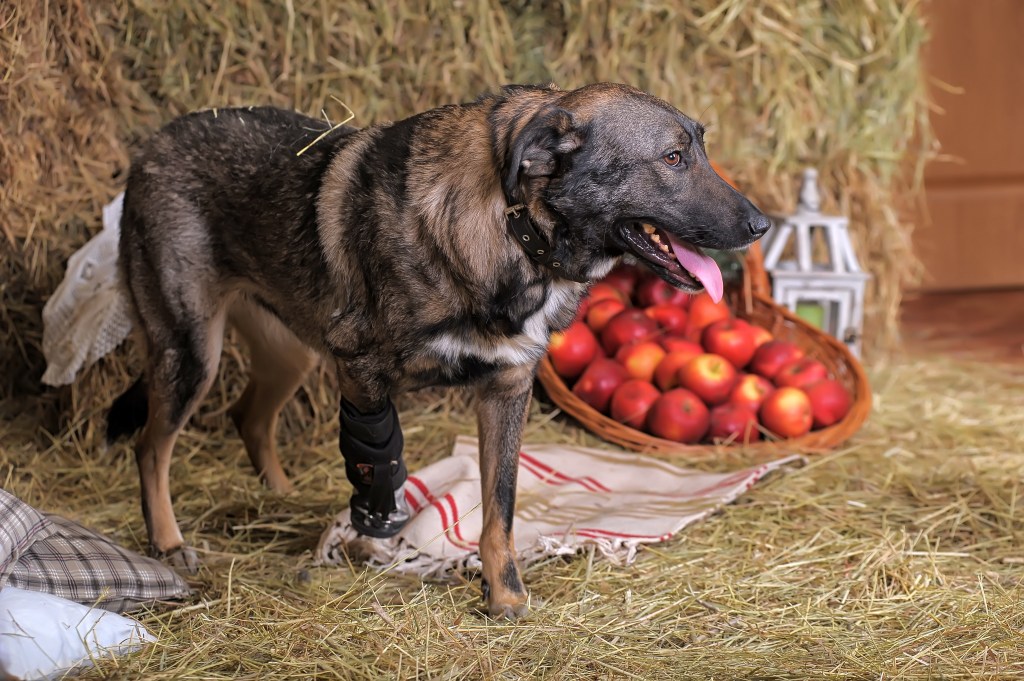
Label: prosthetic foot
xmin=339 ymin=398 xmax=410 ymax=538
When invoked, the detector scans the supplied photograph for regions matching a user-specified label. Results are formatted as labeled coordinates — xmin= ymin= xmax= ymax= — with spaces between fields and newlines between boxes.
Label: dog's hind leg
xmin=121 ymin=193 xmax=232 ymax=571
xmin=133 ymin=302 xmax=228 ymax=573
xmin=228 ymin=298 xmax=319 ymax=493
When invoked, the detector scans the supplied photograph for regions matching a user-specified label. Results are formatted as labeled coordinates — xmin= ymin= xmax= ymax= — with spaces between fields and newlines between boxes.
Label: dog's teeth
xmin=651 ymin=233 xmax=662 ymax=244
xmin=659 ymin=243 xmax=670 ymax=253
xmin=643 ymin=224 xmax=656 ymax=234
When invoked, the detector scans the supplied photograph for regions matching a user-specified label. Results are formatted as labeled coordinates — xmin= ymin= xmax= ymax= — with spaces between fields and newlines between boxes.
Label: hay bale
xmin=1 ymin=1 xmax=932 ymax=413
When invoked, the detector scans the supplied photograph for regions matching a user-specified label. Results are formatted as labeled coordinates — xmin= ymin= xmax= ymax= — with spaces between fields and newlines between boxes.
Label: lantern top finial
xmin=798 ymin=168 xmax=821 ymax=213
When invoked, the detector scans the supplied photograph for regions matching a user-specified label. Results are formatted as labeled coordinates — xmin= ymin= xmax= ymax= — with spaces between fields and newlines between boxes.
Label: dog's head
xmin=503 ymin=83 xmax=770 ymax=301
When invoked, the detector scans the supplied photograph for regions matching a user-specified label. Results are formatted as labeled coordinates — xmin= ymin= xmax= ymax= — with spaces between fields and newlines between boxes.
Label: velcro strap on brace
xmin=339 ymin=398 xmax=407 ymax=517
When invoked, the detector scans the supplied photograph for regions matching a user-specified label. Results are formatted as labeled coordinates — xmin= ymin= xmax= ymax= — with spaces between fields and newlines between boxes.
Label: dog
xmin=106 ymin=82 xmax=770 ymax=619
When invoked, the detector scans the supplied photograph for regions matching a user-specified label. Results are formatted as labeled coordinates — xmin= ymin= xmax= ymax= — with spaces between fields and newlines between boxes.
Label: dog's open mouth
xmin=618 ymin=222 xmax=724 ymax=302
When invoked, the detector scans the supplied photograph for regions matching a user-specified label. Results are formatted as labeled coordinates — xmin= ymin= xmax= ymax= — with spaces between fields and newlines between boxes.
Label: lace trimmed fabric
xmin=317 ymin=436 xmax=802 ymax=579
xmin=42 ymin=193 xmax=134 ymax=386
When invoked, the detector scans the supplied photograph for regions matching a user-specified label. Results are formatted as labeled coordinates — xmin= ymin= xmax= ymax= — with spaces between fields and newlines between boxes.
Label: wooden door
xmin=916 ymin=0 xmax=1024 ymax=291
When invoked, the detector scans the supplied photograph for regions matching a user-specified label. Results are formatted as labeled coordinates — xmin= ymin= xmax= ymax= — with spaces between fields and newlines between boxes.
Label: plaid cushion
xmin=0 ymin=489 xmax=192 ymax=612
xmin=0 ymin=489 xmax=53 ymax=580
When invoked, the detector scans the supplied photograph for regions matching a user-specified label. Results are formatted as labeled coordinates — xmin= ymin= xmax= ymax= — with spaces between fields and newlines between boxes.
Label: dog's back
xmin=120 ymin=108 xmax=355 ymax=326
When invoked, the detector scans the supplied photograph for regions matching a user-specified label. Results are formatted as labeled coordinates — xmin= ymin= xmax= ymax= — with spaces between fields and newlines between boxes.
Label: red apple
xmin=685 ymin=292 xmax=731 ymax=336
xmin=586 ymin=298 xmax=627 ymax=334
xmin=644 ymin=303 xmax=689 ymax=333
xmin=653 ymin=347 xmax=704 ymax=391
xmin=774 ymin=357 xmax=828 ymax=389
xmin=572 ymin=358 xmax=630 ymax=413
xmin=701 ymin=318 xmax=757 ymax=369
xmin=708 ymin=404 xmax=762 ymax=443
xmin=634 ymin=276 xmax=691 ymax=308
xmin=805 ymin=379 xmax=852 ymax=428
xmin=646 ymin=389 xmax=710 ymax=443
xmin=547 ymin=322 xmax=600 ymax=380
xmin=728 ymin=373 xmax=775 ymax=412
xmin=679 ymin=353 xmax=738 ymax=406
xmin=572 ymin=296 xmax=591 ymax=324
xmin=749 ymin=324 xmax=773 ymax=350
xmin=587 ymin=282 xmax=627 ymax=306
xmin=602 ymin=264 xmax=641 ymax=298
xmin=660 ymin=335 xmax=704 ymax=357
xmin=599 ymin=309 xmax=659 ymax=355
xmin=615 ymin=341 xmax=667 ymax=383
xmin=749 ymin=340 xmax=806 ymax=379
xmin=759 ymin=387 xmax=813 ymax=439
xmin=610 ymin=379 xmax=661 ymax=429
xmin=683 ymin=325 xmax=705 ymax=344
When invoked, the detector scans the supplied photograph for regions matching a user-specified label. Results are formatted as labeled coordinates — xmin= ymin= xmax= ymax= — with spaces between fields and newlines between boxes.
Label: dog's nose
xmin=747 ymin=214 xmax=771 ymax=237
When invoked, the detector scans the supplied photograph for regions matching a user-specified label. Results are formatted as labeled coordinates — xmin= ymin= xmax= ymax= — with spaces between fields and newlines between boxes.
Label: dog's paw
xmin=483 ymin=585 xmax=531 ymax=621
xmin=488 ymin=600 xmax=530 ymax=621
xmin=153 ymin=545 xmax=201 ymax=575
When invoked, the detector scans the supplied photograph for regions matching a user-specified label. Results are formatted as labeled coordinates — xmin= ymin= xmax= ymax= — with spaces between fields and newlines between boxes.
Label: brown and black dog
xmin=107 ymin=83 xmax=770 ymax=618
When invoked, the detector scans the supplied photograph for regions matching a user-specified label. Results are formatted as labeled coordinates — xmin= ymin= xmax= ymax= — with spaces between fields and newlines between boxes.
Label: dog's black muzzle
xmin=339 ymin=398 xmax=410 ymax=538
xmin=747 ymin=214 xmax=771 ymax=238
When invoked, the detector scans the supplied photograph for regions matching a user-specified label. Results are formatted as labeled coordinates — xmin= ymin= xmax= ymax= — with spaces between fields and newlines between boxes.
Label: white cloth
xmin=318 ymin=436 xmax=800 ymax=578
xmin=0 ymin=586 xmax=154 ymax=681
xmin=41 ymin=193 xmax=133 ymax=386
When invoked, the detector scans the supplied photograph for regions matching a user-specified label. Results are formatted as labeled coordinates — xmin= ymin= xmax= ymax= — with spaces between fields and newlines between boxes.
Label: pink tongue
xmin=666 ymin=235 xmax=724 ymax=303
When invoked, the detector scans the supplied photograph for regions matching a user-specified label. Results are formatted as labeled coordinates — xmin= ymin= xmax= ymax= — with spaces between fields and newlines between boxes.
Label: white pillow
xmin=0 ymin=586 xmax=155 ymax=681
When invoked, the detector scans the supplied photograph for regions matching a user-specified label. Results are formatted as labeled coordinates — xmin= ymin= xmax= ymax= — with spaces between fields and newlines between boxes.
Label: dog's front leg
xmin=334 ymin=365 xmax=411 ymax=539
xmin=475 ymin=364 xmax=534 ymax=620
xmin=337 ymin=394 xmax=411 ymax=539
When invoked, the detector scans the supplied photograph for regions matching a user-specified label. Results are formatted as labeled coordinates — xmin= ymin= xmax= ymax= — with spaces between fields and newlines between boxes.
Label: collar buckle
xmin=504 ymin=203 xmax=526 ymax=219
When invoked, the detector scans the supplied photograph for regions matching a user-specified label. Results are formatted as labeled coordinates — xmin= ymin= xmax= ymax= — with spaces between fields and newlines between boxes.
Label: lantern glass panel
xmin=794 ymin=296 xmax=840 ymax=333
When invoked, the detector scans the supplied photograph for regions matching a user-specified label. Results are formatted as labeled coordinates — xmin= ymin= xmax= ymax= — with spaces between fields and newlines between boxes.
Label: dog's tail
xmin=106 ymin=377 xmax=148 ymax=445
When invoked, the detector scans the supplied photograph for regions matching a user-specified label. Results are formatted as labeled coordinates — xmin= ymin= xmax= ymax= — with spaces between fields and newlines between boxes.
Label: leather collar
xmin=503 ymin=201 xmax=589 ymax=283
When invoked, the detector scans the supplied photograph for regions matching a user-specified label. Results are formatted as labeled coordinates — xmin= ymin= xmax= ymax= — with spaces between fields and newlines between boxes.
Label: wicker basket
xmin=536 ymin=247 xmax=871 ymax=460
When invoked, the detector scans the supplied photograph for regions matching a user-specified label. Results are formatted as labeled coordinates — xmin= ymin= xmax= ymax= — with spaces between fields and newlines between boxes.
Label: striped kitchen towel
xmin=317 ymin=436 xmax=800 ymax=578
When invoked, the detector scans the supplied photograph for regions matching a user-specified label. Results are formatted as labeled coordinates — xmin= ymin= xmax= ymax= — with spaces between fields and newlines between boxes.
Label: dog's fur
xmin=111 ymin=83 xmax=769 ymax=618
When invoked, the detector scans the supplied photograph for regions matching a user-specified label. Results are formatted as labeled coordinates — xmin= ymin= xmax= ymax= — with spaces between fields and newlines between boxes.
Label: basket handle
xmin=741 ymin=241 xmax=771 ymax=316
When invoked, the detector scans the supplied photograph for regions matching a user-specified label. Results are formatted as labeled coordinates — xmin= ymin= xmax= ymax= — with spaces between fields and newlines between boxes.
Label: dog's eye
xmin=663 ymin=151 xmax=683 ymax=167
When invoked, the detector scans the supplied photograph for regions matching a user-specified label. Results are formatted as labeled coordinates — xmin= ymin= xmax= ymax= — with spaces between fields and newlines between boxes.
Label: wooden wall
xmin=916 ymin=0 xmax=1024 ymax=291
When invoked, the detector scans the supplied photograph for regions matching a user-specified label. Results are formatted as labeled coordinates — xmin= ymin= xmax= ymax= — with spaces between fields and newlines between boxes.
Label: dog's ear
xmin=504 ymin=107 xmax=582 ymax=200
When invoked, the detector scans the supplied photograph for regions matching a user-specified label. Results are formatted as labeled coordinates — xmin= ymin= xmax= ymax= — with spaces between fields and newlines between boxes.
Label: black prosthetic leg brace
xmin=339 ymin=398 xmax=410 ymax=538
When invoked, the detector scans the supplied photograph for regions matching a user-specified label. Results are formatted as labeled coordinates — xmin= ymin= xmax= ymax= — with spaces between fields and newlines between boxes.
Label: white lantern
xmin=761 ymin=168 xmax=871 ymax=357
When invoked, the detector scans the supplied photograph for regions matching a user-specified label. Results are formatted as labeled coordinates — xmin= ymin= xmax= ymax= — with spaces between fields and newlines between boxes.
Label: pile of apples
xmin=546 ymin=264 xmax=852 ymax=445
